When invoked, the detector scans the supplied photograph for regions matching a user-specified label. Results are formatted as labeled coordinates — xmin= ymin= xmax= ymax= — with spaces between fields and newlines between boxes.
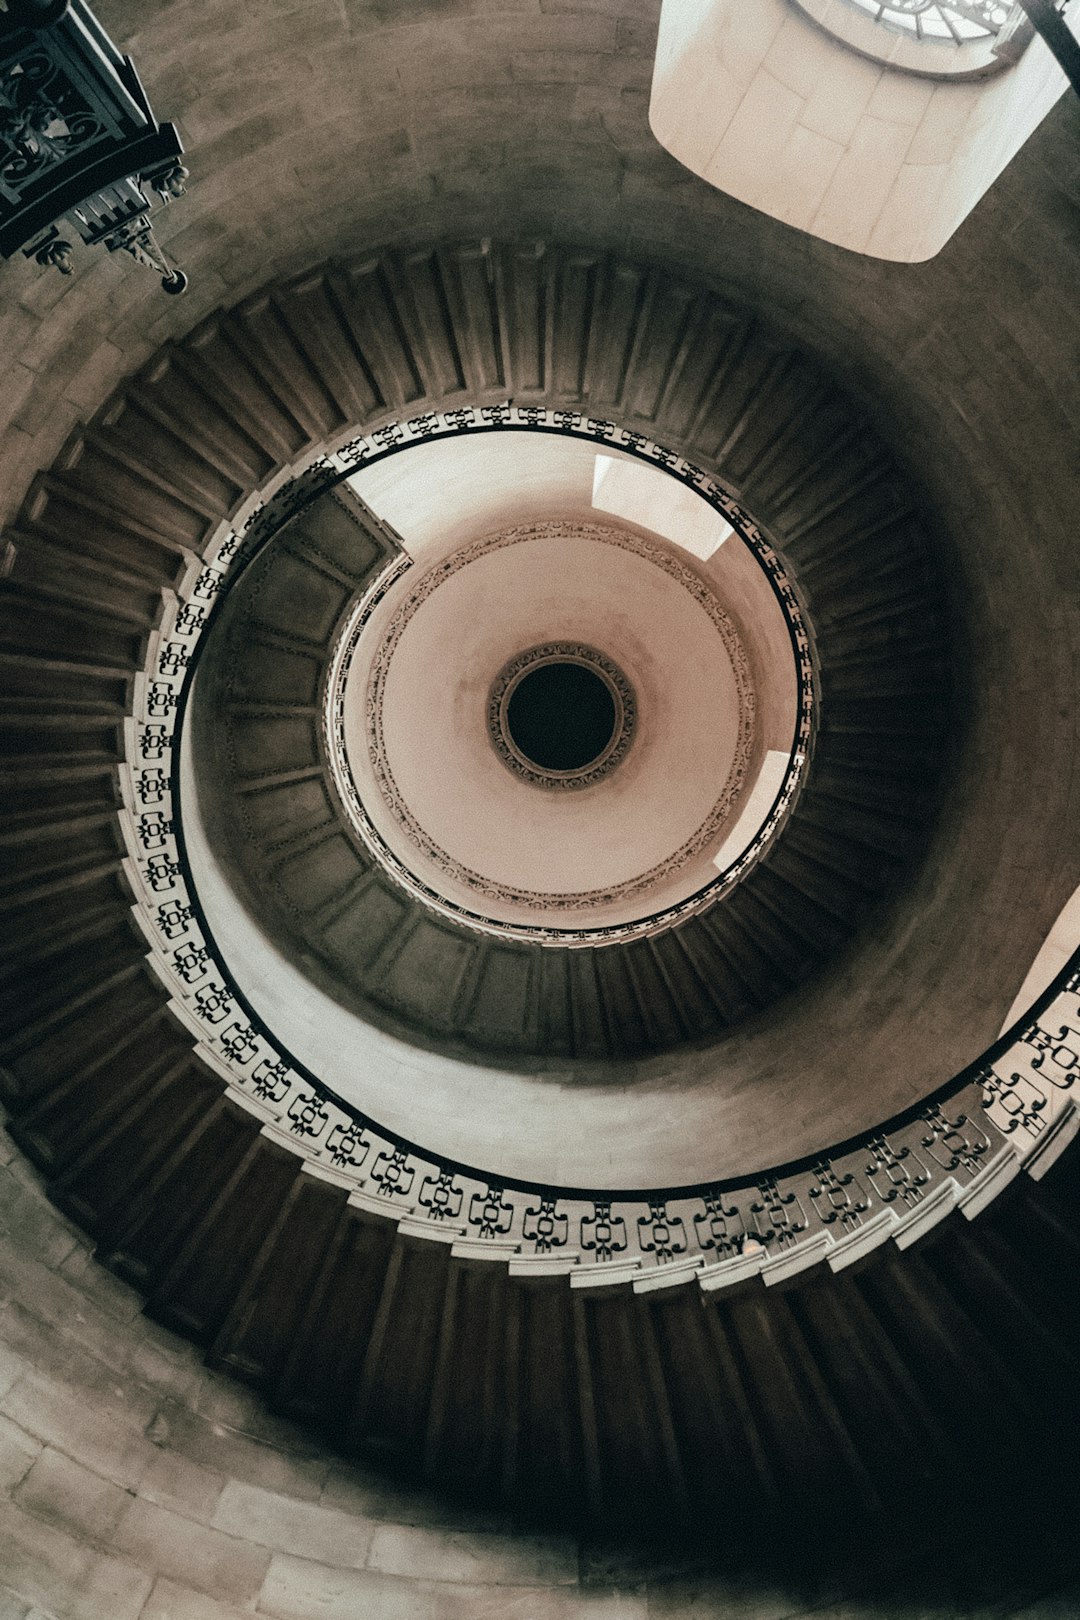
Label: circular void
xmin=492 ymin=644 xmax=634 ymax=788
xmin=507 ymin=660 xmax=614 ymax=771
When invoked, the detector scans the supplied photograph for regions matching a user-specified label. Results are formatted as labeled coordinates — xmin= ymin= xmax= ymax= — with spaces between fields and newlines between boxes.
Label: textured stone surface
xmin=111 ymin=1497 xmax=273 ymax=1602
xmin=210 ymin=1479 xmax=373 ymax=1566
xmin=13 ymin=1448 xmax=132 ymax=1544
xmin=366 ymin=1520 xmax=578 ymax=1585
xmin=0 ymin=1138 xmax=1074 ymax=1620
xmin=0 ymin=1416 xmax=39 ymax=1496
xmin=1 ymin=2 xmax=1080 ymax=1616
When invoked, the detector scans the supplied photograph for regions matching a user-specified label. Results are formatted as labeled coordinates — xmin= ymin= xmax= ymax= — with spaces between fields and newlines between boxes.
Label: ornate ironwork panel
xmin=0 ymin=0 xmax=187 ymax=287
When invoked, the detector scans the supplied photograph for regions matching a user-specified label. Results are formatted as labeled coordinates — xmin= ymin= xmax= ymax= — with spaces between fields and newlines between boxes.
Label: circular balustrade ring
xmin=5 ymin=259 xmax=1062 ymax=1287
xmin=333 ymin=512 xmax=765 ymax=930
xmin=489 ymin=643 xmax=635 ymax=788
xmin=68 ymin=250 xmax=971 ymax=1235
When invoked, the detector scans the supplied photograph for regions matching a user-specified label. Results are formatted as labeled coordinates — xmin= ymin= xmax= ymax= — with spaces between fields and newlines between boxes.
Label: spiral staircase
xmin=1 ymin=236 xmax=1079 ymax=1614
xmin=186 ymin=300 xmax=950 ymax=1062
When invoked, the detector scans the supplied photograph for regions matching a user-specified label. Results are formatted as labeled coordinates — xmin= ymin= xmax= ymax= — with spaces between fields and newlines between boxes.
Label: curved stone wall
xmin=3 ymin=1108 xmax=1080 ymax=1618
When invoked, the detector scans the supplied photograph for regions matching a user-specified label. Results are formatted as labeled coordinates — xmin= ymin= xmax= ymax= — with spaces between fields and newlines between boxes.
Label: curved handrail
xmin=118 ymin=406 xmax=1079 ymax=1291
xmin=791 ymin=0 xmax=1031 ymax=80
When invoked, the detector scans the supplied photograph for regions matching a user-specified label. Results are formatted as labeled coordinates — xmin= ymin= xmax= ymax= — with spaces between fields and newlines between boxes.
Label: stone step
xmin=145 ymin=1134 xmax=300 ymax=1344
xmin=20 ymin=472 xmax=192 ymax=581
xmin=670 ymin=919 xmax=760 ymax=1025
xmin=181 ymin=317 xmax=312 ymax=463
xmin=1 ymin=526 xmax=165 ymax=625
xmin=0 ymin=238 xmax=1034 ymax=1541
xmin=99 ymin=1095 xmax=257 ymax=1291
xmin=9 ymin=1004 xmax=184 ymax=1166
xmin=0 ymin=884 xmax=123 ymax=970
xmin=271 ymin=1201 xmax=397 ymax=1430
xmin=208 ymin=1170 xmax=350 ymax=1387
xmin=347 ymin=1235 xmax=452 ymax=1459
xmin=46 ymin=1053 xmax=218 ymax=1236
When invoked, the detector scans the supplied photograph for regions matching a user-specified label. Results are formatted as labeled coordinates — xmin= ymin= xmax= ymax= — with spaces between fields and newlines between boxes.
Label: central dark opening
xmin=506 ymin=661 xmax=617 ymax=772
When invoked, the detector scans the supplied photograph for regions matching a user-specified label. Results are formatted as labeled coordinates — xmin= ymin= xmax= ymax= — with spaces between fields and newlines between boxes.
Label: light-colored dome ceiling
xmin=346 ymin=518 xmax=760 ymax=923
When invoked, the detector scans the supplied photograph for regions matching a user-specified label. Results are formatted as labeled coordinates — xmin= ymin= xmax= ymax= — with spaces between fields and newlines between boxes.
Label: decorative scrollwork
xmin=524 ymin=1198 xmax=569 ymax=1253
xmin=286 ymin=1091 xmax=329 ymax=1141
xmin=637 ymin=1201 xmax=688 ymax=1262
xmin=469 ymin=1184 xmax=514 ymax=1239
xmin=487 ymin=643 xmax=636 ymax=791
xmin=0 ymin=51 xmax=106 ymax=195
xmin=919 ymin=1104 xmax=989 ymax=1174
xmin=980 ymin=1065 xmax=1049 ymax=1140
xmin=370 ymin=1149 xmax=415 ymax=1199
xmin=749 ymin=1178 xmax=808 ymax=1247
xmin=419 ymin=1170 xmax=463 ymax=1222
xmin=250 ymin=1059 xmax=290 ymax=1104
xmin=694 ymin=1192 xmax=745 ymax=1257
xmin=1023 ymin=1022 xmax=1080 ymax=1087
xmin=864 ymin=1134 xmax=931 ymax=1206
xmin=220 ymin=1022 xmax=259 ymax=1065
xmin=581 ymin=1202 xmax=628 ymax=1262
xmin=808 ymin=1159 xmax=870 ymax=1230
xmin=325 ymin=1121 xmax=370 ymax=1169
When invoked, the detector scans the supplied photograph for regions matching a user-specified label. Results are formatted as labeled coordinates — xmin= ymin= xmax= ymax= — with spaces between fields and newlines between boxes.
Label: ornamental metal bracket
xmin=0 ymin=0 xmax=188 ymax=293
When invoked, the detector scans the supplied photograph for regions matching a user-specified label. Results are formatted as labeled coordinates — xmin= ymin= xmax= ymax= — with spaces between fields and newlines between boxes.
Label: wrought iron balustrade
xmin=108 ymin=408 xmax=1080 ymax=1294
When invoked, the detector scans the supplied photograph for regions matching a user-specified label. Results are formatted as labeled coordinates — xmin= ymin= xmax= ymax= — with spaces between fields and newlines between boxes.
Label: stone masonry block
xmin=0 ymin=1412 xmax=40 ymax=1493
xmin=0 ymin=1497 xmax=151 ymax=1620
xmin=0 ymin=1342 xmax=28 ymax=1405
xmin=211 ymin=1478 xmax=375 ymax=1566
xmin=366 ymin=1520 xmax=579 ymax=1586
xmin=112 ymin=1495 xmax=273 ymax=1603
xmin=139 ymin=1575 xmax=252 ymax=1620
xmin=136 ymin=1446 xmax=226 ymax=1526
xmin=14 ymin=1446 xmax=133 ymax=1543
xmin=0 ymin=1370 xmax=154 ymax=1491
